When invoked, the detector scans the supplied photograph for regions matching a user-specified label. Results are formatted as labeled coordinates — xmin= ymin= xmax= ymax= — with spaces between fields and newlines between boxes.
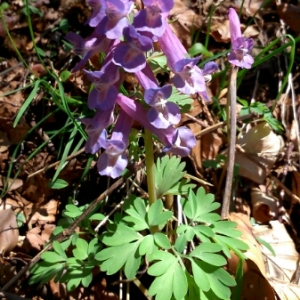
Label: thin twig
xmin=27 ymin=148 xmax=85 ymax=178
xmin=221 ymin=65 xmax=238 ymax=219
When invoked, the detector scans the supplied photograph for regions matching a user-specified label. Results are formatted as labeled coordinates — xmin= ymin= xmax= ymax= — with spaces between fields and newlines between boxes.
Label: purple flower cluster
xmin=66 ymin=0 xmax=219 ymax=178
xmin=228 ymin=8 xmax=254 ymax=69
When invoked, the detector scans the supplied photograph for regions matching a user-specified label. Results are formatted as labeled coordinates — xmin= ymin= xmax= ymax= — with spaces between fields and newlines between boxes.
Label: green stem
xmin=144 ymin=129 xmax=157 ymax=205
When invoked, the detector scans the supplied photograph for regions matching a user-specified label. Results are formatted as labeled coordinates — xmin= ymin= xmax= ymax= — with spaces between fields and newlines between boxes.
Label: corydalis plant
xmin=228 ymin=8 xmax=254 ymax=69
xmin=66 ymin=0 xmax=219 ymax=178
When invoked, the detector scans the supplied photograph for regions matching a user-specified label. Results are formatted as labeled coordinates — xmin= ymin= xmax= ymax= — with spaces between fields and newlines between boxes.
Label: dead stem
xmin=221 ymin=65 xmax=238 ymax=219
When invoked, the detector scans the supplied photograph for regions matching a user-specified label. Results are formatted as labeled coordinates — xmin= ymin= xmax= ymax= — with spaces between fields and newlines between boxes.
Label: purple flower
xmin=84 ymin=60 xmax=120 ymax=110
xmin=158 ymin=23 xmax=207 ymax=95
xmin=112 ymin=26 xmax=153 ymax=72
xmin=86 ymin=0 xmax=106 ymax=27
xmin=133 ymin=0 xmax=174 ymax=37
xmin=163 ymin=126 xmax=197 ymax=157
xmin=96 ymin=0 xmax=133 ymax=39
xmin=116 ymin=94 xmax=196 ymax=156
xmin=228 ymin=8 xmax=254 ymax=69
xmin=172 ymin=57 xmax=207 ymax=95
xmin=144 ymin=85 xmax=181 ymax=128
xmin=135 ymin=64 xmax=159 ymax=90
xmin=65 ymin=32 xmax=112 ymax=72
xmin=198 ymin=61 xmax=219 ymax=100
xmin=97 ymin=110 xmax=133 ymax=178
xmin=80 ymin=107 xmax=114 ymax=154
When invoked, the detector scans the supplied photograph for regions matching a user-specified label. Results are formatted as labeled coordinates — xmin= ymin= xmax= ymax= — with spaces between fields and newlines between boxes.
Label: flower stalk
xmin=144 ymin=129 xmax=157 ymax=205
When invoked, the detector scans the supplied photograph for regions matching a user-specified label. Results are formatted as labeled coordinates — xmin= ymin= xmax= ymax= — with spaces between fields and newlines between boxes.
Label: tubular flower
xmin=228 ymin=8 xmax=254 ymax=69
xmin=84 ymin=60 xmax=120 ymax=110
xmin=97 ymin=110 xmax=133 ymax=178
xmin=65 ymin=32 xmax=112 ymax=72
xmin=158 ymin=23 xmax=207 ymax=95
xmin=116 ymin=94 xmax=196 ymax=156
xmin=96 ymin=0 xmax=134 ymax=39
xmin=86 ymin=0 xmax=106 ymax=27
xmin=144 ymin=85 xmax=180 ymax=128
xmin=113 ymin=25 xmax=153 ymax=72
xmin=80 ymin=107 xmax=114 ymax=154
xmin=133 ymin=0 xmax=174 ymax=37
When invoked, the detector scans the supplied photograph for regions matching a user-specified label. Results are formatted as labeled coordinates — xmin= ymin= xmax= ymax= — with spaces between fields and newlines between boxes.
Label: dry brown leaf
xmin=236 ymin=122 xmax=284 ymax=181
xmin=227 ymin=213 xmax=276 ymax=300
xmin=229 ymin=213 xmax=266 ymax=275
xmin=169 ymin=1 xmax=201 ymax=48
xmin=0 ymin=209 xmax=19 ymax=255
xmin=251 ymin=187 xmax=279 ymax=223
xmin=277 ymin=4 xmax=300 ymax=34
xmin=30 ymin=199 xmax=59 ymax=225
xmin=253 ymin=221 xmax=299 ymax=283
xmin=235 ymin=149 xmax=266 ymax=184
xmin=22 ymin=174 xmax=53 ymax=203
xmin=25 ymin=226 xmax=45 ymax=252
xmin=269 ymin=277 xmax=300 ymax=300
xmin=0 ymin=176 xmax=23 ymax=193
xmin=292 ymin=171 xmax=300 ymax=199
xmin=238 ymin=122 xmax=284 ymax=156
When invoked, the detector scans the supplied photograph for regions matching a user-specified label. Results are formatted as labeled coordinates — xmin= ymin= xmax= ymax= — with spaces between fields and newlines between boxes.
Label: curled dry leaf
xmin=235 ymin=148 xmax=266 ymax=184
xmin=0 ymin=209 xmax=19 ymax=255
xmin=227 ymin=213 xmax=276 ymax=300
xmin=269 ymin=277 xmax=300 ymax=300
xmin=253 ymin=221 xmax=299 ymax=283
xmin=251 ymin=187 xmax=279 ymax=224
xmin=237 ymin=122 xmax=284 ymax=182
xmin=228 ymin=213 xmax=266 ymax=274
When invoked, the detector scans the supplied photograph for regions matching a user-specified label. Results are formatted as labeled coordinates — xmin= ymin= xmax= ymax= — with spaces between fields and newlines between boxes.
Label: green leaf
xmin=181 ymin=188 xmax=221 ymax=223
xmin=155 ymin=156 xmax=187 ymax=198
xmin=256 ymin=237 xmax=276 ymax=256
xmin=88 ymin=238 xmax=101 ymax=256
xmin=190 ymin=244 xmax=226 ymax=267
xmin=53 ymin=241 xmax=67 ymax=259
xmin=189 ymin=43 xmax=212 ymax=57
xmin=139 ymin=235 xmax=154 ymax=256
xmin=59 ymin=18 xmax=69 ymax=33
xmin=36 ymin=46 xmax=46 ymax=57
xmin=148 ymin=51 xmax=167 ymax=69
xmin=72 ymin=238 xmax=88 ymax=260
xmin=14 ymin=79 xmax=40 ymax=127
xmin=29 ymin=263 xmax=65 ymax=285
xmin=168 ymin=87 xmax=194 ymax=112
xmin=174 ymin=233 xmax=187 ymax=253
xmin=89 ymin=213 xmax=105 ymax=221
xmin=81 ymin=272 xmax=93 ymax=287
xmin=101 ymin=223 xmax=141 ymax=246
xmin=122 ymin=196 xmax=148 ymax=230
xmin=66 ymin=276 xmax=81 ymax=291
xmin=153 ymin=232 xmax=171 ymax=249
xmin=148 ymin=251 xmax=187 ymax=300
xmin=211 ymin=221 xmax=242 ymax=238
xmin=41 ymin=251 xmax=66 ymax=263
xmin=95 ymin=241 xmax=141 ymax=279
xmin=60 ymin=70 xmax=71 ymax=82
xmin=64 ymin=204 xmax=82 ymax=218
xmin=191 ymin=260 xmax=210 ymax=292
xmin=50 ymin=178 xmax=68 ymax=189
xmin=213 ymin=235 xmax=248 ymax=257
xmin=147 ymin=199 xmax=172 ymax=227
